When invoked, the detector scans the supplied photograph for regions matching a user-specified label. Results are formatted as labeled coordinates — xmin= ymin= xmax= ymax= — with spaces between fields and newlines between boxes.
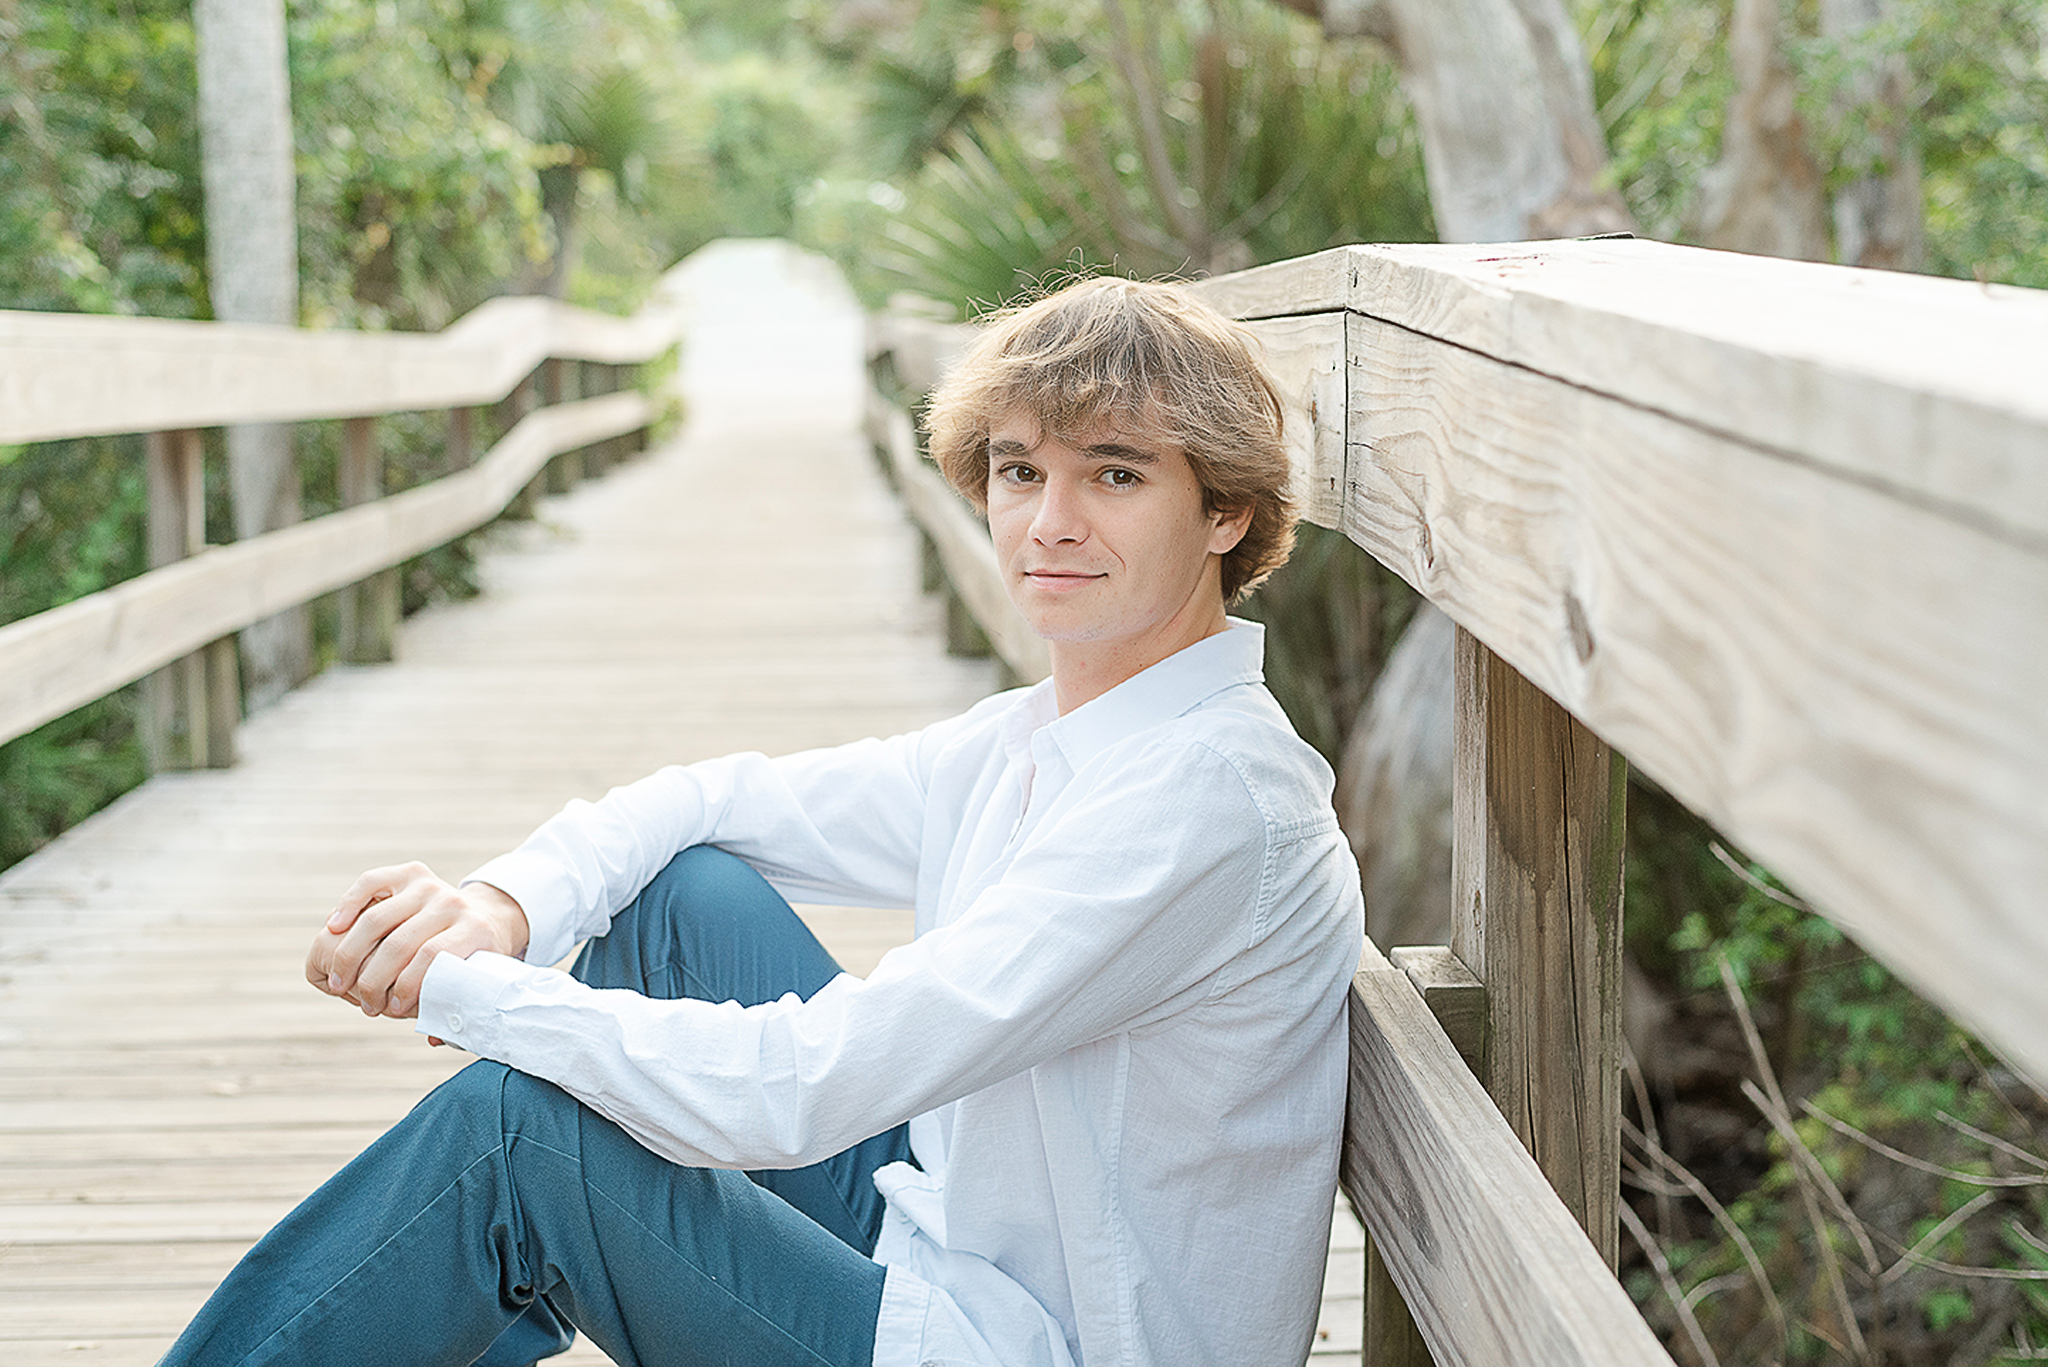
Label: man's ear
xmin=1208 ymin=502 xmax=1253 ymax=555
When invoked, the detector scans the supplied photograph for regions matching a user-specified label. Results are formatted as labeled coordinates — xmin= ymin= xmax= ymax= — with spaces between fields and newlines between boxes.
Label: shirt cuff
xmin=463 ymin=851 xmax=582 ymax=967
xmin=416 ymin=949 xmax=534 ymax=1052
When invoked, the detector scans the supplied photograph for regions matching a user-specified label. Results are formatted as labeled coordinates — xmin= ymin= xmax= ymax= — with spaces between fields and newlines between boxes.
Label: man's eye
xmin=1101 ymin=467 xmax=1141 ymax=488
xmin=996 ymin=462 xmax=1040 ymax=484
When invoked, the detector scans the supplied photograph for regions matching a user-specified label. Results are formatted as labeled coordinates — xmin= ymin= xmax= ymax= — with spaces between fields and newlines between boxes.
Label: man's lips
xmin=1021 ymin=569 xmax=1106 ymax=589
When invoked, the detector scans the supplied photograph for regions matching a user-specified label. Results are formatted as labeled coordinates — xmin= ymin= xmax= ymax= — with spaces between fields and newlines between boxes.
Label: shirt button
xmin=445 ymin=1013 xmax=464 ymax=1033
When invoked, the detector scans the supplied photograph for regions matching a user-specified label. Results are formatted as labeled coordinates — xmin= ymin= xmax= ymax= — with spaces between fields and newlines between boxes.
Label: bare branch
xmin=1709 ymin=841 xmax=1813 ymax=913
xmin=1803 ymin=1102 xmax=2048 ymax=1187
xmin=1619 ymin=1198 xmax=1722 ymax=1367
xmin=1623 ymin=1112 xmax=1791 ymax=1353
xmin=1879 ymin=1189 xmax=1996 ymax=1288
xmin=1937 ymin=1109 xmax=2048 ymax=1172
xmin=1723 ymin=957 xmax=1875 ymax=1364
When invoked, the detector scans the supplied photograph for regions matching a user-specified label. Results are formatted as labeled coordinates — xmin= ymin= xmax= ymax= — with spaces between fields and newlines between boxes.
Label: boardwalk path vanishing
xmin=0 ymin=241 xmax=1363 ymax=1364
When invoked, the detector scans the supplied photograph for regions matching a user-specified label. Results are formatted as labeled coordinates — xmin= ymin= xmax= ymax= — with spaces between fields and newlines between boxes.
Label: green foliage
xmin=1621 ymin=793 xmax=2048 ymax=1362
xmin=1579 ymin=0 xmax=2048 ymax=287
xmin=0 ymin=435 xmax=153 ymax=869
xmin=291 ymin=0 xmax=553 ymax=329
xmin=0 ymin=0 xmax=204 ymax=315
xmin=861 ymin=0 xmax=1433 ymax=314
xmin=0 ymin=695 xmax=148 ymax=872
xmin=1903 ymin=0 xmax=2048 ymax=288
xmin=1580 ymin=0 xmax=1733 ymax=243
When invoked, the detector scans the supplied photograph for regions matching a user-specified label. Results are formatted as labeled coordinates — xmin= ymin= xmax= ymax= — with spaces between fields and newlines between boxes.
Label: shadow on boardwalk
xmin=0 ymin=241 xmax=1359 ymax=1364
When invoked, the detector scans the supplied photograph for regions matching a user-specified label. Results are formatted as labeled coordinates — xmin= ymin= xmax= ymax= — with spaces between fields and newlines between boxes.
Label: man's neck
xmin=1049 ymin=605 xmax=1232 ymax=715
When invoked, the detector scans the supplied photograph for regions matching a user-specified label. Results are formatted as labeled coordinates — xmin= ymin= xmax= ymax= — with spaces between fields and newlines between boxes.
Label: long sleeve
xmin=419 ymin=737 xmax=1271 ymax=1172
xmin=465 ymin=723 xmax=958 ymax=968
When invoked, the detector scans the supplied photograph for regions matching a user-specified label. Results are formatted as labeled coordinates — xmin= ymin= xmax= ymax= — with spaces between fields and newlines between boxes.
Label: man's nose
xmin=1030 ymin=479 xmax=1087 ymax=544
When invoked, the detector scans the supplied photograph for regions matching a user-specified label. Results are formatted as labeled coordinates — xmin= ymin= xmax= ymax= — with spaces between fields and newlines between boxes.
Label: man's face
xmin=986 ymin=412 xmax=1249 ymax=686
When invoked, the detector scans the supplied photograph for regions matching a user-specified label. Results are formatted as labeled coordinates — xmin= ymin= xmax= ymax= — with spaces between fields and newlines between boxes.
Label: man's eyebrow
xmin=988 ymin=437 xmax=1032 ymax=456
xmin=1082 ymin=442 xmax=1159 ymax=464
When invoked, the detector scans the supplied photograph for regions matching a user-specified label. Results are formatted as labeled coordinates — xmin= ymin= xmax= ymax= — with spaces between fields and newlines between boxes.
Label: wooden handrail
xmin=0 ymin=290 xmax=681 ymax=445
xmin=0 ymin=394 xmax=647 ymax=744
xmin=865 ymin=238 xmax=2048 ymax=1366
xmin=0 ymin=269 xmax=687 ymax=752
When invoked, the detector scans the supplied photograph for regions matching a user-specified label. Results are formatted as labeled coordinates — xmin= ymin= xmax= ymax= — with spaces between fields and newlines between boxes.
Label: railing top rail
xmin=0 ymin=286 xmax=685 ymax=446
xmin=1190 ymin=238 xmax=2048 ymax=548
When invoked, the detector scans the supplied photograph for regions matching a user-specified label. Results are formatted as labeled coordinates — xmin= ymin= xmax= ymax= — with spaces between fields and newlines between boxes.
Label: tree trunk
xmin=1304 ymin=0 xmax=1632 ymax=241
xmin=1822 ymin=0 xmax=1923 ymax=270
xmin=1688 ymin=0 xmax=1831 ymax=260
xmin=194 ymin=0 xmax=311 ymax=709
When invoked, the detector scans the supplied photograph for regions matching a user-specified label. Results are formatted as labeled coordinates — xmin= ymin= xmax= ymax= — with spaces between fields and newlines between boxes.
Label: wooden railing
xmin=865 ymin=238 xmax=2048 ymax=1366
xmin=0 ymin=268 xmax=688 ymax=762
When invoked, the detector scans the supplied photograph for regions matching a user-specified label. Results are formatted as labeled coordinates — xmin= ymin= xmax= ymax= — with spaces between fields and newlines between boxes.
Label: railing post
xmin=542 ymin=357 xmax=583 ymax=493
xmin=500 ymin=366 xmax=541 ymax=518
xmin=141 ymin=429 xmax=238 ymax=770
xmin=1451 ymin=625 xmax=1628 ymax=1268
xmin=337 ymin=416 xmax=399 ymax=663
xmin=447 ymin=404 xmax=475 ymax=474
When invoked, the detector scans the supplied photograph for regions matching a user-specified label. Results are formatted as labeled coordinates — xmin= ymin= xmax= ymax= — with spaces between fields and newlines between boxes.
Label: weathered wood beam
xmin=140 ymin=429 xmax=237 ymax=770
xmin=1190 ymin=238 xmax=2048 ymax=549
xmin=1342 ymin=939 xmax=1676 ymax=1367
xmin=1339 ymin=299 xmax=2048 ymax=1088
xmin=1453 ymin=628 xmax=1628 ymax=1266
xmin=1361 ymin=946 xmax=1488 ymax=1367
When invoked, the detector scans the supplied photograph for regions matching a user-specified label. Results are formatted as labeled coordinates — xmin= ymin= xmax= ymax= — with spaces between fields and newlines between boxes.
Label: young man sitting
xmin=160 ymin=276 xmax=1365 ymax=1367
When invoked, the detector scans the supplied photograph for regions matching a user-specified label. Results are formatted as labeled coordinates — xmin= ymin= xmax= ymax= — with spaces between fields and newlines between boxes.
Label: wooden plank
xmin=1240 ymin=313 xmax=1346 ymax=531
xmin=1342 ymin=942 xmax=1675 ymax=1367
xmin=1340 ymin=310 xmax=2048 ymax=1088
xmin=1452 ymin=629 xmax=1627 ymax=1268
xmin=0 ymin=391 xmax=650 ymax=746
xmin=0 ymin=292 xmax=680 ymax=445
xmin=1387 ymin=946 xmax=1485 ymax=1075
xmin=865 ymin=314 xmax=972 ymax=394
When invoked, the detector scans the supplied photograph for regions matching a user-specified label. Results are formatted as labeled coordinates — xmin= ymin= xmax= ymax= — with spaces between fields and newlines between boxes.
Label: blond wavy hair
xmin=924 ymin=276 xmax=1296 ymax=603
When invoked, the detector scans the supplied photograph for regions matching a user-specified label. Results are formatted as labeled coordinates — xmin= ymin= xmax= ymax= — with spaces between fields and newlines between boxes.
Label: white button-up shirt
xmin=418 ymin=620 xmax=1363 ymax=1367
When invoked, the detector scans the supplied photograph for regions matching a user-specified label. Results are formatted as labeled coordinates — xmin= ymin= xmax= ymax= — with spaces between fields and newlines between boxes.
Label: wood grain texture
xmin=0 ymin=291 xmax=680 ymax=446
xmin=0 ymin=391 xmax=649 ymax=746
xmin=1342 ymin=949 xmax=1676 ymax=1367
xmin=1196 ymin=239 xmax=2048 ymax=546
xmin=1342 ymin=310 xmax=2048 ymax=1087
xmin=1452 ymin=629 xmax=1627 ymax=1268
xmin=1242 ymin=313 xmax=1347 ymax=529
xmin=1388 ymin=944 xmax=1485 ymax=1076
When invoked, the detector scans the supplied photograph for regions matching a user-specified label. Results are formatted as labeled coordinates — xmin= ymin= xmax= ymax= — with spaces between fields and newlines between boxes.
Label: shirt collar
xmin=1039 ymin=618 xmax=1267 ymax=769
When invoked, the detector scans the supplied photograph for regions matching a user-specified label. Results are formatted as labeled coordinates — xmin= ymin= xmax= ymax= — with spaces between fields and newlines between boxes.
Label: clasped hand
xmin=306 ymin=862 xmax=529 ymax=1025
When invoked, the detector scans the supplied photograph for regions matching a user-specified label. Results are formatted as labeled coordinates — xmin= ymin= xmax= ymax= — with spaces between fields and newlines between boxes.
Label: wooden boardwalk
xmin=0 ymin=240 xmax=1361 ymax=1365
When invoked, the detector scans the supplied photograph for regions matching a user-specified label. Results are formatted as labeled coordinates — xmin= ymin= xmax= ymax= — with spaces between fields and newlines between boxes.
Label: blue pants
xmin=159 ymin=846 xmax=909 ymax=1367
